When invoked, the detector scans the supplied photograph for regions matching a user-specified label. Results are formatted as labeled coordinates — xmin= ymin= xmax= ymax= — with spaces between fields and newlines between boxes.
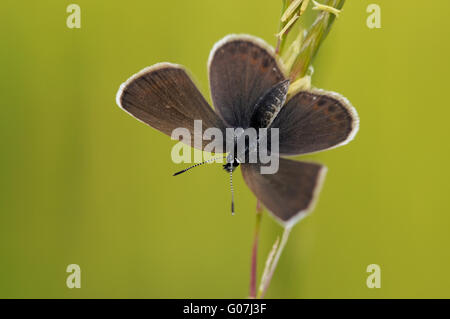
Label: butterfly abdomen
xmin=250 ymin=79 xmax=290 ymax=129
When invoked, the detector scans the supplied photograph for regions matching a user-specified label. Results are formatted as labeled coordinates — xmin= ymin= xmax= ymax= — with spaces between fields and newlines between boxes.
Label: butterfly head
xmin=223 ymin=153 xmax=240 ymax=173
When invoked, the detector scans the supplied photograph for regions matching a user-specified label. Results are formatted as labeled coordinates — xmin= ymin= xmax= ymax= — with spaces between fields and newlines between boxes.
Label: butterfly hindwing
xmin=241 ymin=158 xmax=327 ymax=226
xmin=270 ymin=89 xmax=359 ymax=156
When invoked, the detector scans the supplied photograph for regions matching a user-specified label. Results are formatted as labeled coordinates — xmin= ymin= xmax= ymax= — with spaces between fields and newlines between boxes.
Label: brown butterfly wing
xmin=117 ymin=63 xmax=226 ymax=151
xmin=208 ymin=35 xmax=286 ymax=128
xmin=241 ymin=158 xmax=327 ymax=227
xmin=270 ymin=89 xmax=359 ymax=156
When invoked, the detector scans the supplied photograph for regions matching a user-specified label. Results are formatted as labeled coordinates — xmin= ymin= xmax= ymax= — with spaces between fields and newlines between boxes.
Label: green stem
xmin=249 ymin=201 xmax=263 ymax=298
xmin=257 ymin=226 xmax=292 ymax=298
xmin=275 ymin=0 xmax=290 ymax=55
xmin=289 ymin=0 xmax=345 ymax=79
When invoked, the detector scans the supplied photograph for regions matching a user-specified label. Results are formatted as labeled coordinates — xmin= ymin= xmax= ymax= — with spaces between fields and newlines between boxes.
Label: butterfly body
xmin=250 ymin=79 xmax=290 ymax=130
xmin=223 ymin=78 xmax=291 ymax=174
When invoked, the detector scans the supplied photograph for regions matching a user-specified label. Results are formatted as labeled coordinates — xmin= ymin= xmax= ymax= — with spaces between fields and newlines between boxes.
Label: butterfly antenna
xmin=230 ymin=170 xmax=235 ymax=215
xmin=172 ymin=156 xmax=226 ymax=176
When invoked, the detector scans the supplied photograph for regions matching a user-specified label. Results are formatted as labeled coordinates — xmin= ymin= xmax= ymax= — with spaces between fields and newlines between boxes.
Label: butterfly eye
xmin=223 ymin=161 xmax=239 ymax=173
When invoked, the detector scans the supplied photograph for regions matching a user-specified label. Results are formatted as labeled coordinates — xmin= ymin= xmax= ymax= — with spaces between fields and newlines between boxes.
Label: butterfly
xmin=116 ymin=34 xmax=359 ymax=227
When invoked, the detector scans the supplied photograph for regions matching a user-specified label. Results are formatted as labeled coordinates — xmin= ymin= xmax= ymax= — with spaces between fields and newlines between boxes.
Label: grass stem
xmin=249 ymin=200 xmax=264 ymax=298
xmin=257 ymin=226 xmax=292 ymax=298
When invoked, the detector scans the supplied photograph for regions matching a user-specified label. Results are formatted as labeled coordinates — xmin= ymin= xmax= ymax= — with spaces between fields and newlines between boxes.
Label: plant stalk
xmin=289 ymin=0 xmax=345 ymax=79
xmin=249 ymin=200 xmax=264 ymax=298
xmin=257 ymin=226 xmax=292 ymax=298
xmin=275 ymin=0 xmax=290 ymax=55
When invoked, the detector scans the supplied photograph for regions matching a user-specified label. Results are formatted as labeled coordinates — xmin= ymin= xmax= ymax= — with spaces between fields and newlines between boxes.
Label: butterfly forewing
xmin=117 ymin=63 xmax=226 ymax=151
xmin=208 ymin=35 xmax=286 ymax=128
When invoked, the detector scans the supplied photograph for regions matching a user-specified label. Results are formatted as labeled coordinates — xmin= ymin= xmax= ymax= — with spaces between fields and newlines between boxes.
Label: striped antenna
xmin=230 ymin=170 xmax=235 ymax=215
xmin=172 ymin=156 xmax=226 ymax=176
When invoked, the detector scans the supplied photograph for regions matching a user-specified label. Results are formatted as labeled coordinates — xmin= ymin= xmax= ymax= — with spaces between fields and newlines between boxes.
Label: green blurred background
xmin=1 ymin=0 xmax=449 ymax=298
